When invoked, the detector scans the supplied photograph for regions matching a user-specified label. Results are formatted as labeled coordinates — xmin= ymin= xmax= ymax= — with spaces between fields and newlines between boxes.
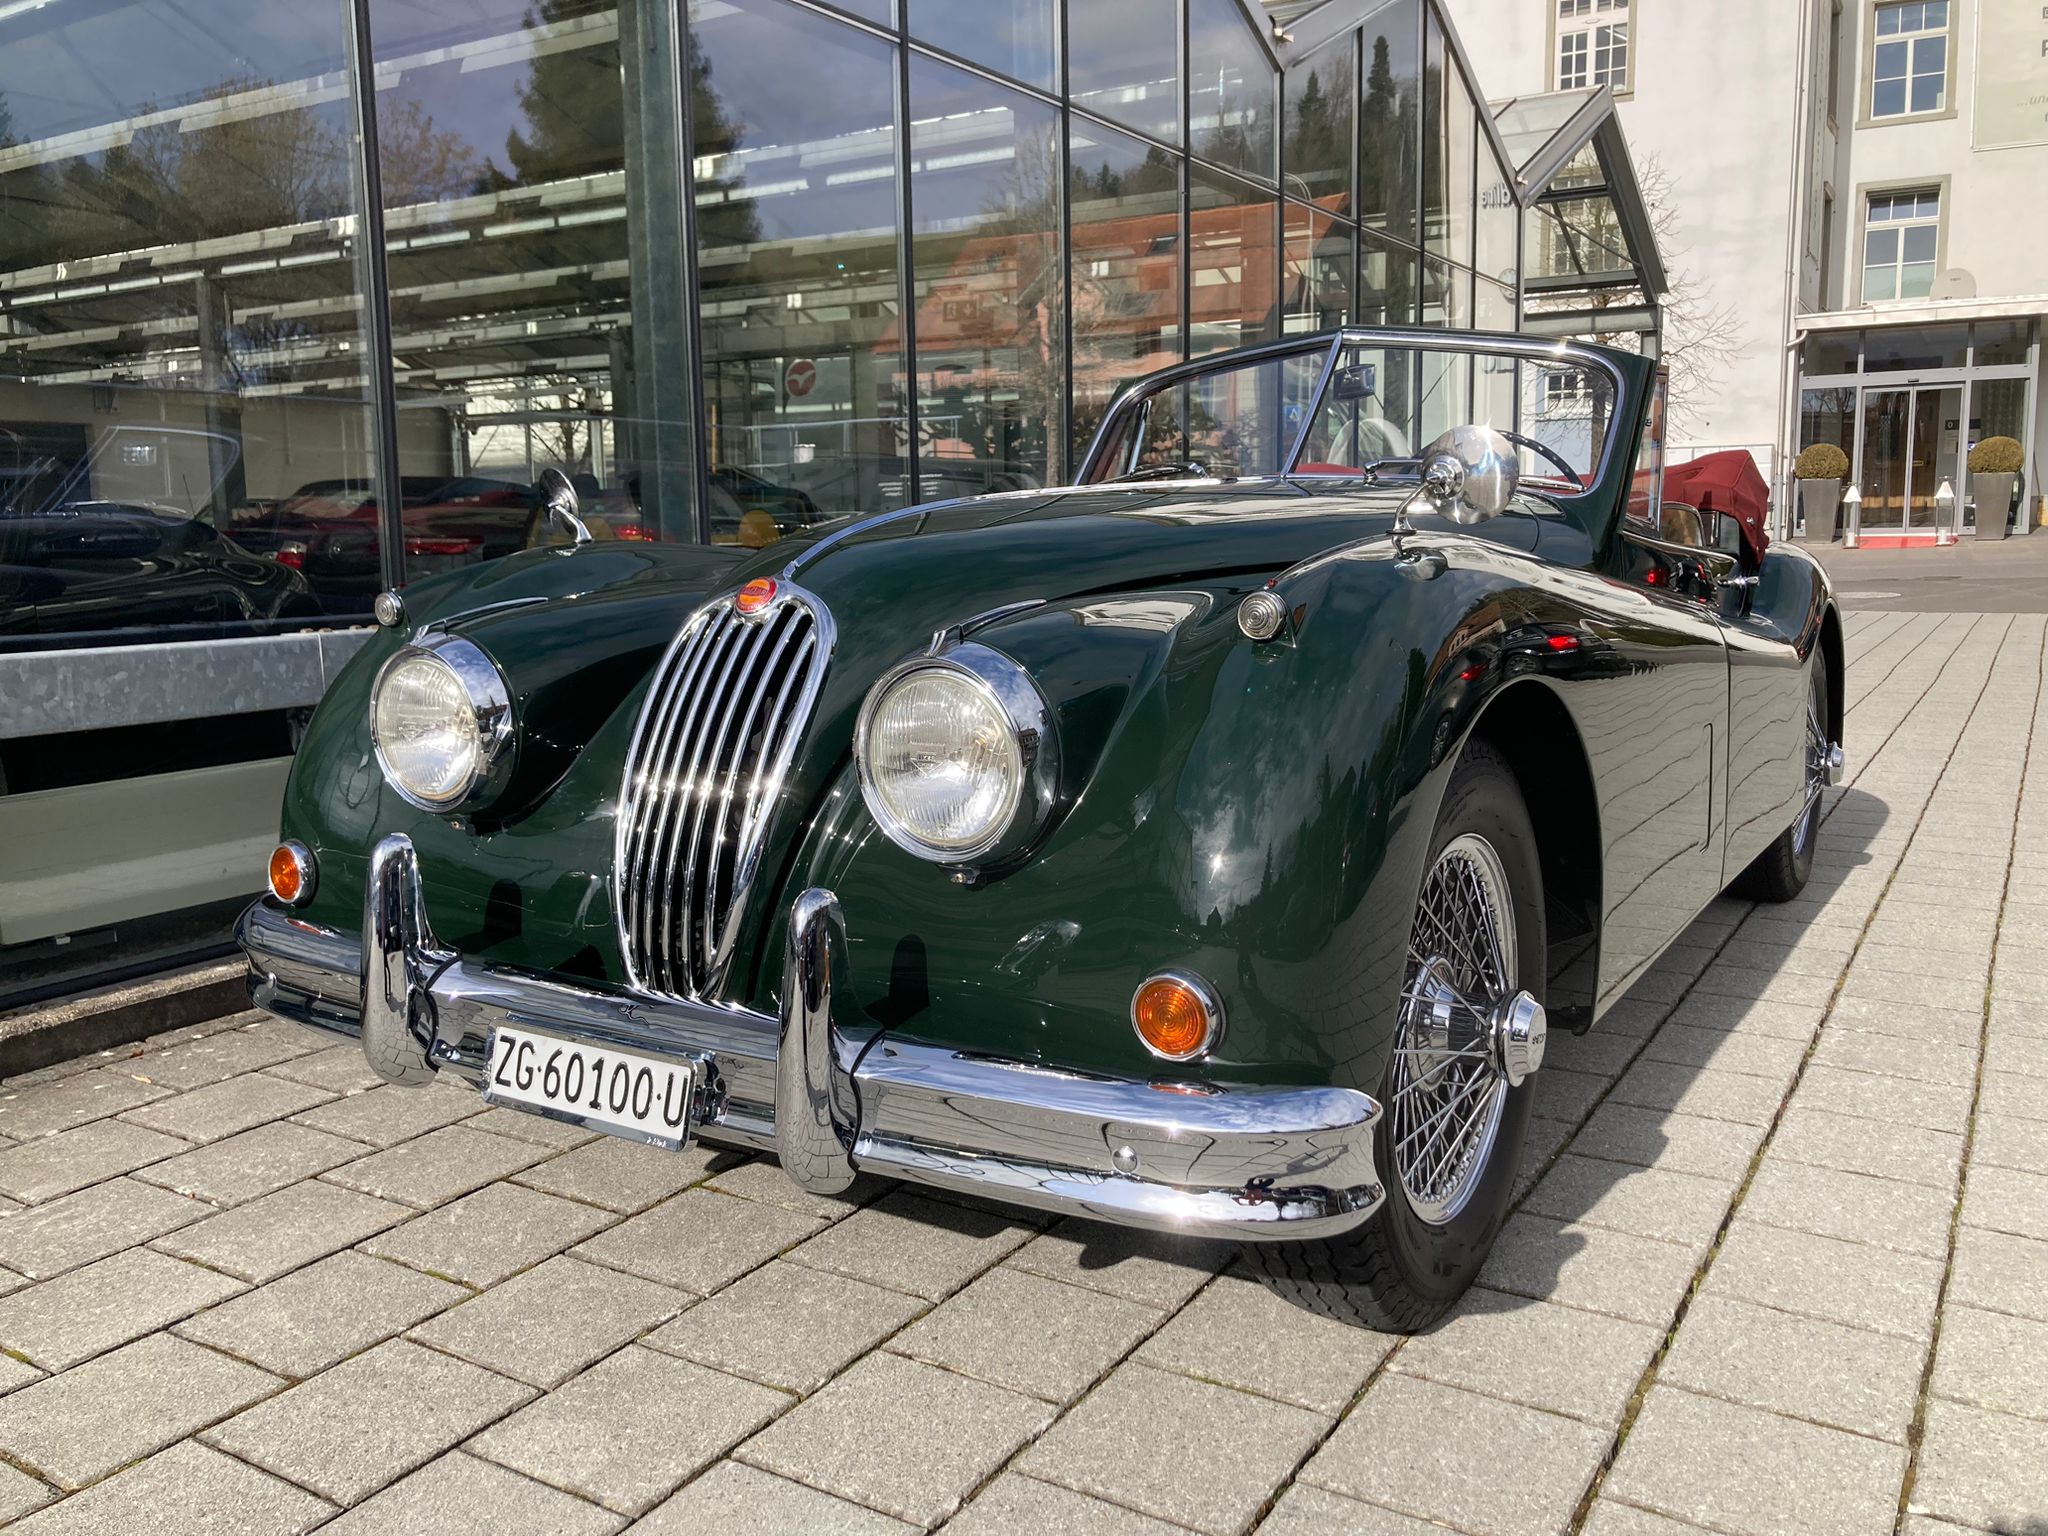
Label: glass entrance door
xmin=1859 ymin=384 xmax=1963 ymax=534
xmin=1861 ymin=389 xmax=1911 ymax=530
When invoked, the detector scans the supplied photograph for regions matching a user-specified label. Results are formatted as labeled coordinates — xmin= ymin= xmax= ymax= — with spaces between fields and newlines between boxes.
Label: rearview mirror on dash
xmin=1332 ymin=364 xmax=1377 ymax=402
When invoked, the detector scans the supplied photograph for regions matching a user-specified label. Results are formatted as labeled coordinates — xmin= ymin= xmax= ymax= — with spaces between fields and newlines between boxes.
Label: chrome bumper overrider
xmin=237 ymin=833 xmax=1385 ymax=1240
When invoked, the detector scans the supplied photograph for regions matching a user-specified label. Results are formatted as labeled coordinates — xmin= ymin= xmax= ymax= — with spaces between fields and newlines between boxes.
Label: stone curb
xmin=0 ymin=960 xmax=247 ymax=1078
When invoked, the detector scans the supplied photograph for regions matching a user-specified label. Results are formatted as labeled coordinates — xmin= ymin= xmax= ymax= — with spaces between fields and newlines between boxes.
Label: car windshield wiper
xmin=1113 ymin=461 xmax=1214 ymax=482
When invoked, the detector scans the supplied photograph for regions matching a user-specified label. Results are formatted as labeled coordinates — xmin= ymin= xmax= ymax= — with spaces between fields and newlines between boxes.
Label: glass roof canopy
xmin=1492 ymin=86 xmax=1666 ymax=347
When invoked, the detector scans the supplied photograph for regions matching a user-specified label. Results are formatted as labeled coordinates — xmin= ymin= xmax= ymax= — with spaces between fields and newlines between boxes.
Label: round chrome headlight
xmin=856 ymin=643 xmax=1058 ymax=864
xmin=369 ymin=636 xmax=514 ymax=811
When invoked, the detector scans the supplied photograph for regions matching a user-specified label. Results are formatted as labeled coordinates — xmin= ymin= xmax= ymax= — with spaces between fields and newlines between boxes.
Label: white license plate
xmin=484 ymin=1026 xmax=697 ymax=1150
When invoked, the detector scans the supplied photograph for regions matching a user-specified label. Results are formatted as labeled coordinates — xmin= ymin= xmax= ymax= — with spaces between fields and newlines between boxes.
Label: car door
xmin=1716 ymin=547 xmax=1817 ymax=881
xmin=1563 ymin=527 xmax=1734 ymax=1008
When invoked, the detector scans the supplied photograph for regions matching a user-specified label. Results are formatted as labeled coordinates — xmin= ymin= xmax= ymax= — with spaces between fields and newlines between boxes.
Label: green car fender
xmin=767 ymin=540 xmax=1544 ymax=1097
xmin=277 ymin=540 xmax=750 ymax=942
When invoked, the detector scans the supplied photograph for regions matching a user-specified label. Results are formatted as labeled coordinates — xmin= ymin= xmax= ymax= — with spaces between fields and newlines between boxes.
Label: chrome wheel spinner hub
xmin=1404 ymin=959 xmax=1546 ymax=1093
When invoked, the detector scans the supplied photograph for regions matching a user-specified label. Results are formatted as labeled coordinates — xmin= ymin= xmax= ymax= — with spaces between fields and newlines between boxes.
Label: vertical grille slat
xmin=642 ymin=615 xmax=738 ymax=995
xmin=700 ymin=611 xmax=804 ymax=969
xmin=712 ymin=625 xmax=819 ymax=974
xmin=615 ymin=587 xmax=831 ymax=1000
xmin=658 ymin=621 xmax=751 ymax=991
xmin=620 ymin=612 xmax=720 ymax=966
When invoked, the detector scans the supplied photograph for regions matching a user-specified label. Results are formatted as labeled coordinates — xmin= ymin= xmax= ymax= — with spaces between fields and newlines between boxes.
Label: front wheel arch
xmin=1819 ymin=604 xmax=1845 ymax=750
xmin=1460 ymin=680 xmax=1602 ymax=1031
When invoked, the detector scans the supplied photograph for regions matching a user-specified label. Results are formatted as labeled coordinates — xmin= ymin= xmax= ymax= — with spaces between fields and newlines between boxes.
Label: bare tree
xmin=1523 ymin=150 xmax=1741 ymax=435
xmin=528 ymin=380 xmax=599 ymax=475
xmin=1634 ymin=153 xmax=1742 ymax=435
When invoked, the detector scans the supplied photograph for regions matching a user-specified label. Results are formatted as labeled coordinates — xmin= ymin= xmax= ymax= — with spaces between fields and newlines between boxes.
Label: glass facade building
xmin=0 ymin=0 xmax=1527 ymax=1004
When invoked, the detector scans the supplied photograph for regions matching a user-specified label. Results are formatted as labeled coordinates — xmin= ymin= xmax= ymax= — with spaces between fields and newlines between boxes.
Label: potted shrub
xmin=1795 ymin=443 xmax=1850 ymax=541
xmin=1969 ymin=436 xmax=2023 ymax=541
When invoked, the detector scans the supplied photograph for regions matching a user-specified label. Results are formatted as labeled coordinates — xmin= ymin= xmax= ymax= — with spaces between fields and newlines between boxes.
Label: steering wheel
xmin=1500 ymin=430 xmax=1580 ymax=484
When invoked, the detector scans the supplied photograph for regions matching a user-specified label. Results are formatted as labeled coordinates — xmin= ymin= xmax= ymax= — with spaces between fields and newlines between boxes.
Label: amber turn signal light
xmin=1131 ymin=971 xmax=1224 ymax=1062
xmin=268 ymin=841 xmax=316 ymax=906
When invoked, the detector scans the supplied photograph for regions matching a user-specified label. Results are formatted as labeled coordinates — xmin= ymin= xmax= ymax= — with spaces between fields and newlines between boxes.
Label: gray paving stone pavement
xmin=0 ymin=609 xmax=2044 ymax=1533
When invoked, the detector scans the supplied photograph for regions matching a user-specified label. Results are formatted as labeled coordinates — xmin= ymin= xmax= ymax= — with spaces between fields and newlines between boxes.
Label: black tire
xmin=1730 ymin=662 xmax=1828 ymax=903
xmin=1247 ymin=738 xmax=1545 ymax=1333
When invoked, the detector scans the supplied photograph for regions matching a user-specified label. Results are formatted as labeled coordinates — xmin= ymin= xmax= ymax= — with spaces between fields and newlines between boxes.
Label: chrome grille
xmin=616 ymin=585 xmax=831 ymax=1000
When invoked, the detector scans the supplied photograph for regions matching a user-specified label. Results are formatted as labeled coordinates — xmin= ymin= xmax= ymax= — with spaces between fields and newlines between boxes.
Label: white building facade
xmin=1457 ymin=0 xmax=2047 ymax=540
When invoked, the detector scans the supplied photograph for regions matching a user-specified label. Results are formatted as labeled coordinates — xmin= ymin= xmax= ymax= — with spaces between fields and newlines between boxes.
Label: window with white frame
xmin=1870 ymin=1 xmax=1948 ymax=118
xmin=1862 ymin=189 xmax=1940 ymax=301
xmin=1542 ymin=368 xmax=1594 ymax=415
xmin=1555 ymin=0 xmax=1628 ymax=91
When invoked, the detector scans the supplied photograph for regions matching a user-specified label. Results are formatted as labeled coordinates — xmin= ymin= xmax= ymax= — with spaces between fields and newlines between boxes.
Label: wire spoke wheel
xmin=1794 ymin=685 xmax=1827 ymax=856
xmin=1391 ymin=833 xmax=1515 ymax=1226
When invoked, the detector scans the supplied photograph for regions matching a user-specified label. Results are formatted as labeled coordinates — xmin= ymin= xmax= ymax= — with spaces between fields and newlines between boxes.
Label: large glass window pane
xmin=1475 ymin=278 xmax=1516 ymax=333
xmin=909 ymin=0 xmax=1055 ymax=92
xmin=1475 ymin=142 xmax=1518 ymax=290
xmin=1190 ymin=168 xmax=1279 ymax=356
xmin=1973 ymin=321 xmax=2032 ymax=366
xmin=1805 ymin=330 xmax=1861 ymax=375
xmin=1359 ymin=230 xmax=1419 ymax=325
xmin=0 ymin=0 xmax=376 ymax=1004
xmin=1284 ymin=36 xmax=1355 ymax=217
xmin=1970 ymin=378 xmax=2028 ymax=530
xmin=1360 ymin=0 xmax=1421 ymax=247
xmin=691 ymin=0 xmax=905 ymax=531
xmin=1421 ymin=10 xmax=1448 ymax=264
xmin=1189 ymin=0 xmax=1278 ymax=183
xmin=1284 ymin=204 xmax=1353 ymax=333
xmin=1418 ymin=255 xmax=1470 ymax=329
xmin=1799 ymin=386 xmax=1857 ymax=472
xmin=1866 ymin=326 xmax=1965 ymax=371
xmin=1072 ymin=0 xmax=1181 ymax=146
xmin=1427 ymin=61 xmax=1476 ymax=270
xmin=0 ymin=0 xmax=376 ymax=636
xmin=827 ymin=0 xmax=894 ymax=25
xmin=908 ymin=55 xmax=1060 ymax=498
xmin=1070 ymin=117 xmax=1184 ymax=460
xmin=356 ymin=0 xmax=702 ymax=588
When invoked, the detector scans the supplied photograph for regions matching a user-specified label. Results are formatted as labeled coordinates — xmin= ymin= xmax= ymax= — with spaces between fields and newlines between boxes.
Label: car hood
xmin=738 ymin=481 xmax=1397 ymax=665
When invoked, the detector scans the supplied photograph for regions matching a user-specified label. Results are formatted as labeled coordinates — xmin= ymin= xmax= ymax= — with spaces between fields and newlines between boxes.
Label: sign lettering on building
xmin=1974 ymin=2 xmax=2048 ymax=149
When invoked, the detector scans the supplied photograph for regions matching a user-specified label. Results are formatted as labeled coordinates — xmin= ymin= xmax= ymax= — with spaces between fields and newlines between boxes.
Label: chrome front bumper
xmin=239 ymin=833 xmax=1385 ymax=1241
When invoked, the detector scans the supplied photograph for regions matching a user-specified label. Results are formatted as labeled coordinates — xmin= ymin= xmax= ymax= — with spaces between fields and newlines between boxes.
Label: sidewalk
xmin=1806 ymin=533 xmax=2048 ymax=613
xmin=0 ymin=612 xmax=2040 ymax=1535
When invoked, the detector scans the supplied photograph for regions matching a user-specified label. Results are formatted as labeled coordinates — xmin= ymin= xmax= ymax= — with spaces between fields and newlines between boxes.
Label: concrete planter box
xmin=1973 ymin=472 xmax=2017 ymax=541
xmin=1798 ymin=478 xmax=1842 ymax=541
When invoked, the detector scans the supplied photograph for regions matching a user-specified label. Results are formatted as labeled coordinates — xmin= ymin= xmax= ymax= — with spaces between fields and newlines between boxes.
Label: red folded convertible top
xmin=1664 ymin=451 xmax=1771 ymax=560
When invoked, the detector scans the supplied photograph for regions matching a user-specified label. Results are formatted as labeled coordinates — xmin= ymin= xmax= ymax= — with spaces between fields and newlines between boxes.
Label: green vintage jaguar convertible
xmin=241 ymin=329 xmax=1843 ymax=1330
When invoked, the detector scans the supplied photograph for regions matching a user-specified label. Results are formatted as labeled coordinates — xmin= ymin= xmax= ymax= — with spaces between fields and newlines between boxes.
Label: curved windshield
xmin=1083 ymin=334 xmax=1626 ymax=497
xmin=1085 ymin=349 xmax=1328 ymax=482
xmin=1296 ymin=342 xmax=1618 ymax=496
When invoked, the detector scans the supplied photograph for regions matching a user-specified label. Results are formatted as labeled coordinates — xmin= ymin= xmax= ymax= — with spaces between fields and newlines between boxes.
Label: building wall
xmin=1828 ymin=2 xmax=2048 ymax=306
xmin=1460 ymin=0 xmax=2048 ymax=506
xmin=1457 ymin=0 xmax=1812 ymax=472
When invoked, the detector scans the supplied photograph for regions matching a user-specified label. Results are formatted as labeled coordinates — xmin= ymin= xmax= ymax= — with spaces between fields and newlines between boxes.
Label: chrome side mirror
xmin=536 ymin=467 xmax=592 ymax=546
xmin=1417 ymin=426 xmax=1520 ymax=525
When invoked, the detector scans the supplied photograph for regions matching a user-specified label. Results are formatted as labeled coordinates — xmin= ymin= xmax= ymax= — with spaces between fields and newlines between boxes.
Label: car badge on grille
xmin=734 ymin=577 xmax=778 ymax=620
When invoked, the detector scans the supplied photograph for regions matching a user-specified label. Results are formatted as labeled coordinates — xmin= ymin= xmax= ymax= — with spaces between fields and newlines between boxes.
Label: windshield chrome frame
xmin=1075 ymin=329 xmax=1634 ymax=500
